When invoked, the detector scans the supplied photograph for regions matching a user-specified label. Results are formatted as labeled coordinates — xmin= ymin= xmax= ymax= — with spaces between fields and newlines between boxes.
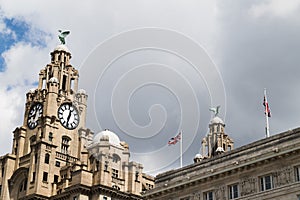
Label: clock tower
xmin=1 ymin=44 xmax=93 ymax=199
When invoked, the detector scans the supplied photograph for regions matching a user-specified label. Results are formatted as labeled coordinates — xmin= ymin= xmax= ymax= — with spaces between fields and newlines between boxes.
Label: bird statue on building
xmin=58 ymin=30 xmax=70 ymax=45
xmin=209 ymin=105 xmax=220 ymax=117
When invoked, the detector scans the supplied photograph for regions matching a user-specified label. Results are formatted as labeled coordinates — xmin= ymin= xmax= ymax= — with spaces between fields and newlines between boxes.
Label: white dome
xmin=77 ymin=89 xmax=86 ymax=95
xmin=29 ymin=88 xmax=36 ymax=93
xmin=194 ymin=154 xmax=203 ymax=159
xmin=49 ymin=77 xmax=59 ymax=83
xmin=216 ymin=147 xmax=225 ymax=153
xmin=210 ymin=116 xmax=224 ymax=124
xmin=54 ymin=44 xmax=70 ymax=52
xmin=93 ymin=129 xmax=121 ymax=147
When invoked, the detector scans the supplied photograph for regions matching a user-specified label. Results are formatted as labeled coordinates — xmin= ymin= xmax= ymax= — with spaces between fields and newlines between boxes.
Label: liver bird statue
xmin=209 ymin=105 xmax=220 ymax=117
xmin=58 ymin=30 xmax=70 ymax=45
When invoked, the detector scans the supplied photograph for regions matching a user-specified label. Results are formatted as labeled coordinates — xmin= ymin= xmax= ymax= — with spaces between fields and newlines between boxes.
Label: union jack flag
xmin=168 ymin=132 xmax=181 ymax=145
xmin=263 ymin=96 xmax=271 ymax=117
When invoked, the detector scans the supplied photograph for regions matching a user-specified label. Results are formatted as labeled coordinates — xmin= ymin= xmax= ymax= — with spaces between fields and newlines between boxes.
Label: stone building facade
xmin=144 ymin=117 xmax=300 ymax=200
xmin=0 ymin=44 xmax=154 ymax=200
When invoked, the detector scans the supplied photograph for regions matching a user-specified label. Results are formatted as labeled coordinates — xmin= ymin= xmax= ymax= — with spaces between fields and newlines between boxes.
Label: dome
xmin=93 ymin=129 xmax=121 ymax=147
xmin=54 ymin=44 xmax=70 ymax=53
xmin=77 ymin=89 xmax=86 ymax=95
xmin=216 ymin=147 xmax=225 ymax=153
xmin=210 ymin=116 xmax=224 ymax=124
xmin=29 ymin=88 xmax=36 ymax=93
xmin=194 ymin=154 xmax=203 ymax=159
xmin=49 ymin=77 xmax=59 ymax=83
xmin=193 ymin=153 xmax=203 ymax=163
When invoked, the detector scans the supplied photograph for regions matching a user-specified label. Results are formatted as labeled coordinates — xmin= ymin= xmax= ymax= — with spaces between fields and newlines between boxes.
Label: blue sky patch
xmin=0 ymin=17 xmax=49 ymax=72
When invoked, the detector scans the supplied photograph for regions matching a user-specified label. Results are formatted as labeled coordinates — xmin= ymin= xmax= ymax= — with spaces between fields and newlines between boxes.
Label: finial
xmin=58 ymin=30 xmax=70 ymax=45
xmin=209 ymin=105 xmax=220 ymax=117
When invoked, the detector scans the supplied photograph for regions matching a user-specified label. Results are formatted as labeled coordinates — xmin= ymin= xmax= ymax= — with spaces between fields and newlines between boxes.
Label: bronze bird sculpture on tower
xmin=58 ymin=30 xmax=70 ymax=45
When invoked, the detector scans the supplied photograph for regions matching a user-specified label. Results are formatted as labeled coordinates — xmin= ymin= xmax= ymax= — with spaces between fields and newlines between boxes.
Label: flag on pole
xmin=168 ymin=131 xmax=183 ymax=168
xmin=168 ymin=132 xmax=181 ymax=145
xmin=263 ymin=96 xmax=271 ymax=117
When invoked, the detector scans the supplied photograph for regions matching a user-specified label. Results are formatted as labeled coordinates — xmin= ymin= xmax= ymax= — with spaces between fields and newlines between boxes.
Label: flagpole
xmin=180 ymin=130 xmax=183 ymax=168
xmin=264 ymin=88 xmax=270 ymax=137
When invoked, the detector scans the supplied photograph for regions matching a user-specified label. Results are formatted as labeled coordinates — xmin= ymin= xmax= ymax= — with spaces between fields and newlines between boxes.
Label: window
xmin=61 ymin=136 xmax=70 ymax=154
xmin=42 ymin=78 xmax=46 ymax=89
xmin=146 ymin=183 xmax=154 ymax=190
xmin=112 ymin=169 xmax=119 ymax=178
xmin=1 ymin=167 xmax=4 ymax=177
xmin=32 ymin=172 xmax=36 ymax=183
xmin=135 ymin=171 xmax=139 ymax=181
xmin=70 ymin=79 xmax=74 ymax=90
xmin=103 ymin=196 xmax=108 ymax=200
xmin=23 ymin=178 xmax=27 ymax=190
xmin=45 ymin=153 xmax=50 ymax=164
xmin=19 ymin=183 xmax=23 ymax=192
xmin=35 ymin=153 xmax=38 ymax=164
xmin=112 ymin=185 xmax=120 ymax=190
xmin=55 ymin=161 xmax=60 ymax=167
xmin=62 ymin=75 xmax=67 ymax=91
xmin=0 ymin=185 xmax=2 ymax=195
xmin=43 ymin=172 xmax=48 ymax=182
xmin=228 ymin=184 xmax=239 ymax=199
xmin=54 ymin=175 xmax=59 ymax=183
xmin=260 ymin=175 xmax=273 ymax=191
xmin=96 ymin=161 xmax=100 ymax=171
xmin=49 ymin=132 xmax=53 ymax=142
xmin=73 ymin=196 xmax=78 ymax=200
xmin=296 ymin=166 xmax=300 ymax=182
xmin=112 ymin=154 xmax=120 ymax=163
xmin=204 ymin=191 xmax=214 ymax=200
xmin=19 ymin=179 xmax=27 ymax=192
xmin=104 ymin=161 xmax=108 ymax=171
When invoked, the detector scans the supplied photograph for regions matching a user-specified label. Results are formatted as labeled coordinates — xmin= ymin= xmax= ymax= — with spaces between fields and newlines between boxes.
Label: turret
xmin=200 ymin=107 xmax=234 ymax=159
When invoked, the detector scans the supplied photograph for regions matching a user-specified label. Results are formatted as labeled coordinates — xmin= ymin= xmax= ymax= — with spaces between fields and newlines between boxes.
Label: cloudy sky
xmin=1 ymin=0 xmax=300 ymax=175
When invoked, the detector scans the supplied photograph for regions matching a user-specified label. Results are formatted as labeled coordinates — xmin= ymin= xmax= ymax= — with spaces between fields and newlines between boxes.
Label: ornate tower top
xmin=198 ymin=107 xmax=234 ymax=160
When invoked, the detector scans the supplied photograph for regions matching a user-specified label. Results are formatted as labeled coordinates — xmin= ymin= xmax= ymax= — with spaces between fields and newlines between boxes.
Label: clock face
xmin=58 ymin=103 xmax=79 ymax=130
xmin=27 ymin=103 xmax=43 ymax=129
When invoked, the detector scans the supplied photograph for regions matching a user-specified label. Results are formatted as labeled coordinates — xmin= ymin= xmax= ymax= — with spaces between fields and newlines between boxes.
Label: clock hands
xmin=34 ymin=109 xmax=41 ymax=122
xmin=66 ymin=109 xmax=72 ymax=124
xmin=58 ymin=104 xmax=79 ymax=129
xmin=27 ymin=103 xmax=43 ymax=129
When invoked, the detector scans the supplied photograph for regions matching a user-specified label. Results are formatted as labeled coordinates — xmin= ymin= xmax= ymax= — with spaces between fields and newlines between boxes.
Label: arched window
xmin=48 ymin=132 xmax=53 ymax=142
xmin=104 ymin=161 xmax=108 ymax=172
xmin=61 ymin=136 xmax=71 ymax=154
xmin=44 ymin=153 xmax=50 ymax=164
xmin=112 ymin=185 xmax=120 ymax=190
xmin=112 ymin=154 xmax=120 ymax=163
